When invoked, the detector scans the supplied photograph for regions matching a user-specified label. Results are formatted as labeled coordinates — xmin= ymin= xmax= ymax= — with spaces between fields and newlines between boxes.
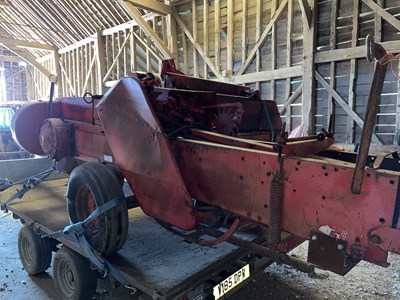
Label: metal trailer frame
xmin=0 ymin=177 xmax=273 ymax=300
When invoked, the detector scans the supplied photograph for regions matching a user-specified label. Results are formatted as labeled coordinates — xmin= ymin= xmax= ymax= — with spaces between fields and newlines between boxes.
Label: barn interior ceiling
xmin=0 ymin=0 xmax=400 ymax=146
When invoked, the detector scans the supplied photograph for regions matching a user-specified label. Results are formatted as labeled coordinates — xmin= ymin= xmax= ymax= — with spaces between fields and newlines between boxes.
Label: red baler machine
xmin=11 ymin=37 xmax=400 ymax=276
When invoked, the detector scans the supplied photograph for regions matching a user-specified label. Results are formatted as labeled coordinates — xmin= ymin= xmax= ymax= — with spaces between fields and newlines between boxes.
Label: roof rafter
xmin=121 ymin=0 xmax=172 ymax=16
xmin=0 ymin=38 xmax=56 ymax=51
xmin=118 ymin=1 xmax=173 ymax=58
xmin=3 ymin=45 xmax=52 ymax=77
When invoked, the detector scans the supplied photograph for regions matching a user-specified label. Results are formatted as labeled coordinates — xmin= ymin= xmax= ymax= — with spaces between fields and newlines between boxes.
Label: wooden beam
xmin=255 ymin=0 xmax=261 ymax=90
xmin=328 ymin=0 xmax=338 ymax=130
xmin=315 ymin=40 xmax=400 ymax=63
xmin=82 ymin=55 xmax=97 ymax=96
xmin=346 ymin=0 xmax=360 ymax=144
xmin=174 ymin=13 xmax=223 ymax=80
xmin=53 ymin=50 xmax=63 ymax=96
xmin=6 ymin=67 xmax=26 ymax=79
xmin=192 ymin=0 xmax=198 ymax=77
xmin=270 ymin=0 xmax=278 ymax=99
xmin=0 ymin=55 xmax=23 ymax=63
xmin=95 ymin=30 xmax=106 ymax=94
xmin=302 ymin=0 xmax=316 ymax=135
xmin=279 ymin=83 xmax=303 ymax=114
xmin=362 ymin=0 xmax=400 ymax=31
xmin=0 ymin=38 xmax=56 ymax=51
xmin=121 ymin=0 xmax=172 ymax=16
xmin=132 ymin=32 xmax=164 ymax=62
xmin=103 ymin=31 xmax=132 ymax=81
xmin=285 ymin=0 xmax=293 ymax=131
xmin=241 ymin=0 xmax=247 ymax=66
xmin=214 ymin=1 xmax=221 ymax=74
xmin=232 ymin=66 xmax=302 ymax=84
xmin=374 ymin=0 xmax=384 ymax=42
xmin=59 ymin=57 xmax=76 ymax=95
xmin=118 ymin=1 xmax=173 ymax=58
xmin=203 ymin=0 xmax=209 ymax=78
xmin=237 ymin=0 xmax=288 ymax=76
xmin=166 ymin=15 xmax=178 ymax=62
xmin=297 ymin=0 xmax=312 ymax=29
xmin=4 ymin=46 xmax=51 ymax=78
xmin=315 ymin=71 xmax=381 ymax=144
xmin=227 ymin=0 xmax=234 ymax=73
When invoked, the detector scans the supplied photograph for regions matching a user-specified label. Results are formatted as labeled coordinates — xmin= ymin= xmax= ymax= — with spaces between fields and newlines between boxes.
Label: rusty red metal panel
xmin=73 ymin=123 xmax=112 ymax=162
xmin=281 ymin=157 xmax=398 ymax=247
xmin=11 ymin=101 xmax=62 ymax=155
xmin=172 ymin=137 xmax=399 ymax=264
xmin=171 ymin=138 xmax=279 ymax=224
xmin=97 ymin=77 xmax=198 ymax=230
xmin=60 ymin=98 xmax=94 ymax=123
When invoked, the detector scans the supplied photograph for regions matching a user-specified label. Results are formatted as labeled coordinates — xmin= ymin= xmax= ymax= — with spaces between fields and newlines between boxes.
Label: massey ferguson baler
xmin=4 ymin=36 xmax=400 ymax=298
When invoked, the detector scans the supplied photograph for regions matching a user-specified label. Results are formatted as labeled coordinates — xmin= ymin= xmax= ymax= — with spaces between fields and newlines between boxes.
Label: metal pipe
xmin=351 ymin=36 xmax=388 ymax=194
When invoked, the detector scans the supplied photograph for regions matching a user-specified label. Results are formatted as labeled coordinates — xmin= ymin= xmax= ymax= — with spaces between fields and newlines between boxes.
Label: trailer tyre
xmin=66 ymin=162 xmax=128 ymax=256
xmin=53 ymin=247 xmax=97 ymax=300
xmin=18 ymin=225 xmax=52 ymax=275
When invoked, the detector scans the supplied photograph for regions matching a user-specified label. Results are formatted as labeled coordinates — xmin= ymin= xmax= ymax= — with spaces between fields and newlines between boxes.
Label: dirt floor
xmin=0 ymin=211 xmax=399 ymax=300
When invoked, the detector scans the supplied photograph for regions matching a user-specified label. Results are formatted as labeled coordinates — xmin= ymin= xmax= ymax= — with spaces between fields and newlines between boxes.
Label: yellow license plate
xmin=213 ymin=264 xmax=250 ymax=299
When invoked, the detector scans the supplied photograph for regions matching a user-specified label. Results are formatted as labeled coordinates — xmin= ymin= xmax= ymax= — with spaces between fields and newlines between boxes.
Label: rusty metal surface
xmin=60 ymin=97 xmax=95 ymax=124
xmin=10 ymin=59 xmax=400 ymax=275
xmin=39 ymin=118 xmax=74 ymax=160
xmin=308 ymin=231 xmax=354 ymax=275
xmin=351 ymin=39 xmax=388 ymax=194
xmin=97 ymin=77 xmax=198 ymax=230
xmin=172 ymin=137 xmax=399 ymax=264
xmin=160 ymin=59 xmax=250 ymax=96
xmin=11 ymin=101 xmax=61 ymax=155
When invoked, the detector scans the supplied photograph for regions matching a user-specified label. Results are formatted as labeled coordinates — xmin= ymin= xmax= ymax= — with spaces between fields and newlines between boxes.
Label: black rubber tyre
xmin=18 ymin=225 xmax=52 ymax=275
xmin=53 ymin=247 xmax=97 ymax=300
xmin=66 ymin=162 xmax=128 ymax=256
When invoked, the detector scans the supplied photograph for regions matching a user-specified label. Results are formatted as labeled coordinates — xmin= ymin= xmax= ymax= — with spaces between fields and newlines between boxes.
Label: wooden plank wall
xmin=0 ymin=48 xmax=27 ymax=101
xmin=176 ymin=0 xmax=400 ymax=145
xmin=27 ymin=21 xmax=165 ymax=98
xmin=315 ymin=0 xmax=400 ymax=145
xmin=175 ymin=0 xmax=305 ymax=132
xmin=24 ymin=0 xmax=400 ymax=145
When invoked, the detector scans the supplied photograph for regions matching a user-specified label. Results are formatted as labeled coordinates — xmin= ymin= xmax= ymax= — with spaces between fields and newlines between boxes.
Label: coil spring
xmin=269 ymin=179 xmax=283 ymax=246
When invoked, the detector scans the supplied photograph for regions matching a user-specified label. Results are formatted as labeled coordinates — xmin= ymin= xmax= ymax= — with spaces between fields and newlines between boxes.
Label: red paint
xmin=11 ymin=59 xmax=400 ymax=272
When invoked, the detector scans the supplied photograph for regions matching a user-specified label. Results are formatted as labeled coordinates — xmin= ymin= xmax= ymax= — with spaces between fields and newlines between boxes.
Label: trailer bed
xmin=1 ymin=178 xmax=270 ymax=299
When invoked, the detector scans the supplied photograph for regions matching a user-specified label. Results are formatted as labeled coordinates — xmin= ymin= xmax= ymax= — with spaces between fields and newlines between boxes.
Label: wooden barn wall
xmin=315 ymin=0 xmax=400 ymax=145
xmin=174 ymin=0 xmax=307 ymax=132
xmin=0 ymin=48 xmax=28 ymax=102
xmin=23 ymin=0 xmax=400 ymax=145
xmin=29 ymin=20 xmax=166 ymax=99
xmin=174 ymin=0 xmax=400 ymax=145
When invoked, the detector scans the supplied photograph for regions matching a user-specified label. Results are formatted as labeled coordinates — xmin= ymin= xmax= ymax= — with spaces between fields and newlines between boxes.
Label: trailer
xmin=0 ymin=174 xmax=276 ymax=300
xmin=1 ymin=36 xmax=400 ymax=299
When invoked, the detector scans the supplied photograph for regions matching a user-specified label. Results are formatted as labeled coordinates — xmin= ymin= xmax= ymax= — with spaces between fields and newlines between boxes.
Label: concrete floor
xmin=1 ymin=211 xmax=400 ymax=300
xmin=0 ymin=211 xmax=136 ymax=300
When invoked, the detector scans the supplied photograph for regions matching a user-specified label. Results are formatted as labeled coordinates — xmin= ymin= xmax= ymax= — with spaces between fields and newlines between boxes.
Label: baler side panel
xmin=97 ymin=77 xmax=198 ymax=230
xmin=173 ymin=138 xmax=400 ymax=263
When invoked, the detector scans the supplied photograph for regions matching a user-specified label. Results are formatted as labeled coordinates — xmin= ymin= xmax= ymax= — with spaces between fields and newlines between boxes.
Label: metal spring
xmin=269 ymin=178 xmax=283 ymax=246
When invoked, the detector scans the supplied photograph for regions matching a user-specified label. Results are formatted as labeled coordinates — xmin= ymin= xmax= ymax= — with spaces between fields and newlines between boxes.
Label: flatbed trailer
xmin=0 ymin=177 xmax=272 ymax=300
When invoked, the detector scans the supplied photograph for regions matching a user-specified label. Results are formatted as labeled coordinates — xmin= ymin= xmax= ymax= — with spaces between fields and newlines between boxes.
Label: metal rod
xmin=351 ymin=37 xmax=387 ymax=194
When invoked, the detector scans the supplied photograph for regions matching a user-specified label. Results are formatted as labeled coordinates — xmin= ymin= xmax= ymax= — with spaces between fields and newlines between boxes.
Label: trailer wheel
xmin=18 ymin=225 xmax=52 ymax=275
xmin=53 ymin=247 xmax=97 ymax=300
xmin=66 ymin=162 xmax=128 ymax=256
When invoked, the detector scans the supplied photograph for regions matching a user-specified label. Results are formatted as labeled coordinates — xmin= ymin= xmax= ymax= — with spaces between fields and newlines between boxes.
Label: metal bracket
xmin=307 ymin=231 xmax=357 ymax=275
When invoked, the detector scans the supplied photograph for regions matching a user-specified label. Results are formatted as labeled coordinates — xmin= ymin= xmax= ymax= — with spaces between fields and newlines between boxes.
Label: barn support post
xmin=301 ymin=0 xmax=316 ymax=135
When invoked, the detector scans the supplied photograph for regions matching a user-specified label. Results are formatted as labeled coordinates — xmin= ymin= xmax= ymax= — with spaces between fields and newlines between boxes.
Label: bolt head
xmin=337 ymin=244 xmax=344 ymax=250
xmin=311 ymin=235 xmax=318 ymax=241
